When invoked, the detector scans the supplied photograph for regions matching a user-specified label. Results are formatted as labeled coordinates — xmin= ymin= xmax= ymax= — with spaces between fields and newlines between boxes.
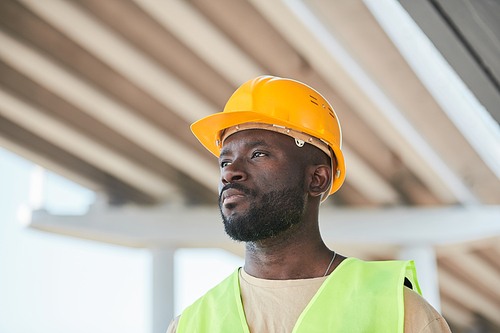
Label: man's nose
xmin=220 ymin=159 xmax=247 ymax=185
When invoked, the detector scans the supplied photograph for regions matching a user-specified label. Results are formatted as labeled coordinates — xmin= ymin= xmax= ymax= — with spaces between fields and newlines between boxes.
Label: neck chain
xmin=323 ymin=251 xmax=337 ymax=277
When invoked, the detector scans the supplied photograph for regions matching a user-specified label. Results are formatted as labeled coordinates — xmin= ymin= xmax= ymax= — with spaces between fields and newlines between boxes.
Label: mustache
xmin=218 ymin=183 xmax=257 ymax=204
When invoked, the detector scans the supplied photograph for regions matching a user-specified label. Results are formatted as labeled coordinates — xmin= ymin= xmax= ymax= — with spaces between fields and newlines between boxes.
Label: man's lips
xmin=221 ymin=188 xmax=246 ymax=206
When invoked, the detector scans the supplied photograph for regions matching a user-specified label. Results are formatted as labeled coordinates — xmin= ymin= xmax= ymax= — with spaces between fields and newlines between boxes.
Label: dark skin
xmin=218 ymin=129 xmax=345 ymax=280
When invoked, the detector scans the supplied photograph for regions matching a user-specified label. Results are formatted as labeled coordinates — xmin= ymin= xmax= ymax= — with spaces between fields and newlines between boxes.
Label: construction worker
xmin=167 ymin=76 xmax=451 ymax=332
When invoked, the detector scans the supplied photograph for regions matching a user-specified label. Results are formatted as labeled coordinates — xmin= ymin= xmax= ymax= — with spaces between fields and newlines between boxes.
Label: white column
xmin=398 ymin=245 xmax=441 ymax=312
xmin=29 ymin=165 xmax=45 ymax=209
xmin=148 ymin=247 xmax=175 ymax=333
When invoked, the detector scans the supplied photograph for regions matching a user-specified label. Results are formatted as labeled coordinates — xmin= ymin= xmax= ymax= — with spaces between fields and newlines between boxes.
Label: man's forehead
xmin=219 ymin=129 xmax=290 ymax=156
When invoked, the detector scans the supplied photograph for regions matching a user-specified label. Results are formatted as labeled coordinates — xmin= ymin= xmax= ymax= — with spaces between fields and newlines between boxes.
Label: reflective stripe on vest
xmin=177 ymin=258 xmax=421 ymax=333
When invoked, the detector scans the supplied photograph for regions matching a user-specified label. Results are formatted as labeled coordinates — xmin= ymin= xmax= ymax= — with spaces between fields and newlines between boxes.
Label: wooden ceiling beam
xmin=342 ymin=147 xmax=400 ymax=204
xmin=0 ymin=63 xmax=217 ymax=204
xmin=0 ymin=118 xmax=158 ymax=204
xmin=188 ymin=0 xmax=304 ymax=76
xmin=0 ymin=127 xmax=102 ymax=196
xmin=0 ymin=28 xmax=220 ymax=193
xmin=439 ymin=254 xmax=500 ymax=305
xmin=0 ymin=61 xmax=182 ymax=181
xmin=477 ymin=243 xmax=500 ymax=272
xmin=438 ymin=267 xmax=500 ymax=326
xmin=0 ymin=87 xmax=175 ymax=200
xmin=0 ymin=0 xmax=210 ymax=158
xmin=73 ymin=0 xmax=235 ymax=108
xmin=18 ymin=0 xmax=215 ymax=124
xmin=130 ymin=0 xmax=264 ymax=86
xmin=440 ymin=295 xmax=474 ymax=329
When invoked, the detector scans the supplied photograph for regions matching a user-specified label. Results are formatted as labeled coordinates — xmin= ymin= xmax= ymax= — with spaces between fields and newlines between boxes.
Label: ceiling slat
xmin=188 ymin=0 xmax=304 ymax=76
xmin=0 ymin=60 xmax=181 ymax=179
xmin=0 ymin=130 xmax=102 ymax=195
xmin=442 ymin=254 xmax=500 ymax=305
xmin=0 ymin=0 xmax=211 ymax=156
xmin=0 ymin=87 xmax=174 ymax=199
xmin=131 ymin=0 xmax=264 ymax=86
xmin=0 ymin=28 xmax=220 ymax=192
xmin=18 ymin=0 xmax=215 ymax=124
xmin=0 ymin=117 xmax=157 ymax=204
xmin=440 ymin=296 xmax=474 ymax=328
xmin=342 ymin=146 xmax=400 ymax=204
xmin=438 ymin=267 xmax=500 ymax=325
xmin=73 ymin=0 xmax=235 ymax=108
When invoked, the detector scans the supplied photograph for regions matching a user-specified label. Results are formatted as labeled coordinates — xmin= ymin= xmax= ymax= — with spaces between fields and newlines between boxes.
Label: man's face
xmin=218 ymin=129 xmax=307 ymax=242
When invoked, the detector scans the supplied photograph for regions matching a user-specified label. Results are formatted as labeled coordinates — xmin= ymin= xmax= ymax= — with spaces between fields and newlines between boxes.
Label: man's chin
xmin=220 ymin=211 xmax=254 ymax=242
xmin=220 ymin=202 xmax=251 ymax=218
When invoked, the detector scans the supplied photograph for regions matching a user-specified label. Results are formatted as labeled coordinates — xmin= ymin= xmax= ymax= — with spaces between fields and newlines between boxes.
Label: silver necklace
xmin=323 ymin=251 xmax=337 ymax=277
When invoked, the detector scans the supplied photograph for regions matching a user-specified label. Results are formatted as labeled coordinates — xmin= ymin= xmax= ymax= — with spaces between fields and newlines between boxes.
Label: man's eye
xmin=220 ymin=161 xmax=231 ymax=168
xmin=252 ymin=152 xmax=266 ymax=158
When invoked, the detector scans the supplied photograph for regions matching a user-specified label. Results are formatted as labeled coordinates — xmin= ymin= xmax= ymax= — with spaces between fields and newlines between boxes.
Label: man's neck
xmin=242 ymin=217 xmax=335 ymax=280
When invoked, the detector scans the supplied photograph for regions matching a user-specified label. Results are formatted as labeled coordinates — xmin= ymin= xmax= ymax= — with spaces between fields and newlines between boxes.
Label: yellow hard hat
xmin=191 ymin=75 xmax=345 ymax=198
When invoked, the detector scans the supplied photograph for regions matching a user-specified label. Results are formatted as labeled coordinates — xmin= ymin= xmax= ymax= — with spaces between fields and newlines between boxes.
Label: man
xmin=167 ymin=76 xmax=451 ymax=332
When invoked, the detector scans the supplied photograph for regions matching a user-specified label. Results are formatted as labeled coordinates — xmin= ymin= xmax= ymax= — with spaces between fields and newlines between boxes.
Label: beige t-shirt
xmin=167 ymin=268 xmax=451 ymax=333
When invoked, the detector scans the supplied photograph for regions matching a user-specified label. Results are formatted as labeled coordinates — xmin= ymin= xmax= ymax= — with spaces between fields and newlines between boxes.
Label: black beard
xmin=219 ymin=183 xmax=306 ymax=242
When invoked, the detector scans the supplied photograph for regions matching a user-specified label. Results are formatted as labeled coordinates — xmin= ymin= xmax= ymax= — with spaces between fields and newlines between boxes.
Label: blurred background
xmin=0 ymin=0 xmax=499 ymax=332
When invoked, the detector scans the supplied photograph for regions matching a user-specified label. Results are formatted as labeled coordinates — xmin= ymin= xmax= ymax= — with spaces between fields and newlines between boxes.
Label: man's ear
xmin=307 ymin=164 xmax=331 ymax=197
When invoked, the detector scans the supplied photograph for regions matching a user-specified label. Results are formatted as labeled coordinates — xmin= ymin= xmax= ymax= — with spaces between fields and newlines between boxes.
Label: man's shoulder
xmin=404 ymin=287 xmax=451 ymax=333
xmin=166 ymin=315 xmax=180 ymax=333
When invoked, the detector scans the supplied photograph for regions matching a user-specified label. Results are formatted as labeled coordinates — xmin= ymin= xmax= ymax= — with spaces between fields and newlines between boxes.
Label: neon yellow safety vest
xmin=177 ymin=258 xmax=421 ymax=333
